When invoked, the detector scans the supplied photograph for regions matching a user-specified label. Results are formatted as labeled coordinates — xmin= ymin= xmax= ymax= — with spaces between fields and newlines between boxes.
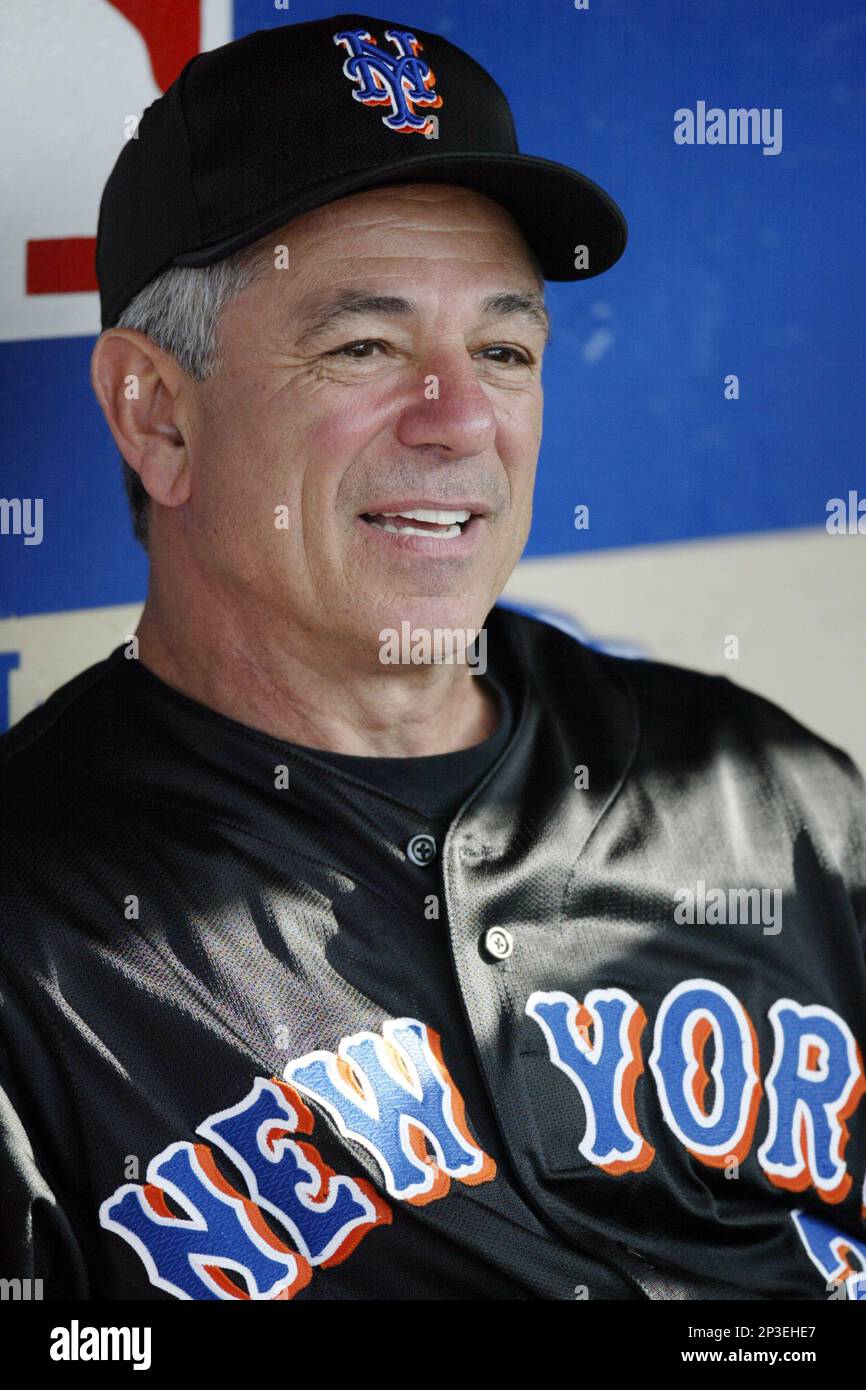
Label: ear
xmin=90 ymin=329 xmax=192 ymax=510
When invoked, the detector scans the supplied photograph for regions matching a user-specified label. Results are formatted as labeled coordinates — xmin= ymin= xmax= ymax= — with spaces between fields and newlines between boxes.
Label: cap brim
xmin=172 ymin=150 xmax=627 ymax=281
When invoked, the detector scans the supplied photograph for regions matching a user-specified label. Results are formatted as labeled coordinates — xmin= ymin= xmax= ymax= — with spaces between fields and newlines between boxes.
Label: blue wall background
xmin=1 ymin=0 xmax=863 ymax=617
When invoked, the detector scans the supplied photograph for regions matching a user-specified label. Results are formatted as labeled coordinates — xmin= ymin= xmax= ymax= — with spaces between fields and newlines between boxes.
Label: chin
xmin=365 ymin=598 xmax=491 ymax=668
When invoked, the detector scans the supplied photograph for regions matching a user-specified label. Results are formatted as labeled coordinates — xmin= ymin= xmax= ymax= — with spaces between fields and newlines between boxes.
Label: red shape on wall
xmin=26 ymin=238 xmax=100 ymax=297
xmin=107 ymin=0 xmax=202 ymax=92
xmin=26 ymin=0 xmax=203 ymax=300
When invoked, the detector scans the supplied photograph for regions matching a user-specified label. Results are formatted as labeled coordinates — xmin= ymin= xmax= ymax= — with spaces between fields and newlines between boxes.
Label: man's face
xmin=180 ymin=182 xmax=548 ymax=664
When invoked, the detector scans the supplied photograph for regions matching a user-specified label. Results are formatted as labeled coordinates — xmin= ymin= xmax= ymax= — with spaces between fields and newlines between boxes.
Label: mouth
xmin=360 ymin=506 xmax=473 ymax=539
xmin=356 ymin=504 xmax=487 ymax=557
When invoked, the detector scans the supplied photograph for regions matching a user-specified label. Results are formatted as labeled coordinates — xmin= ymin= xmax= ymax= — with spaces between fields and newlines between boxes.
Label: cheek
xmin=195 ymin=389 xmax=293 ymax=508
xmin=302 ymin=393 xmax=383 ymax=470
xmin=187 ymin=420 xmax=285 ymax=566
xmin=191 ymin=388 xmax=368 ymax=563
xmin=502 ymin=408 xmax=542 ymax=499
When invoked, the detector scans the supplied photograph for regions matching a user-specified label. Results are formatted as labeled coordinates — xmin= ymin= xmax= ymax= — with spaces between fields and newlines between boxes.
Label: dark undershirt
xmin=284 ymin=669 xmax=515 ymax=821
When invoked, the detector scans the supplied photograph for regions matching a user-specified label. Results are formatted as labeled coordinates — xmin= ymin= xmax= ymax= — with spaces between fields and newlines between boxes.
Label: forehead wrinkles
xmin=281 ymin=240 xmax=540 ymax=320
xmin=281 ymin=186 xmax=534 ymax=264
xmin=289 ymin=224 xmax=531 ymax=282
xmin=294 ymin=257 xmax=537 ymax=307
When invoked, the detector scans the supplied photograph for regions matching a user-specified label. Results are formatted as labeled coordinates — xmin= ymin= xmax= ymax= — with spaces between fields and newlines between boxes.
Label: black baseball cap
xmin=96 ymin=13 xmax=628 ymax=329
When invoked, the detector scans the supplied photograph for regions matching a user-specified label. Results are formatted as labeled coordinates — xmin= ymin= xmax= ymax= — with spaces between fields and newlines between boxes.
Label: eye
xmin=476 ymin=345 xmax=533 ymax=366
xmin=327 ymin=340 xmax=387 ymax=359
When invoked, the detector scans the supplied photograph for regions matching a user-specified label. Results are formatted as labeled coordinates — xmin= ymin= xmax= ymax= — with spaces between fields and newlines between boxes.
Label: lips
xmin=355 ymin=510 xmax=485 ymax=557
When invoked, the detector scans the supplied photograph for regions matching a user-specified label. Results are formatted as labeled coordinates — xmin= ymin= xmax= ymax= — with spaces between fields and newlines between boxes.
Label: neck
xmin=134 ymin=579 xmax=499 ymax=759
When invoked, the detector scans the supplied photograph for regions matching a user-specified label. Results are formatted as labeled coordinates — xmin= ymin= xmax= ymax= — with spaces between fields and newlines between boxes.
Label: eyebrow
xmin=292 ymin=288 xmax=552 ymax=348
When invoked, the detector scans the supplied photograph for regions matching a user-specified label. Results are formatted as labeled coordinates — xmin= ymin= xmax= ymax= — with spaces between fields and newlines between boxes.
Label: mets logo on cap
xmin=334 ymin=28 xmax=442 ymax=135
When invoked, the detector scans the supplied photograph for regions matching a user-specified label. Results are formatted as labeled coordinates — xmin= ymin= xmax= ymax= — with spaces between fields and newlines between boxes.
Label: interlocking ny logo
xmin=334 ymin=27 xmax=442 ymax=134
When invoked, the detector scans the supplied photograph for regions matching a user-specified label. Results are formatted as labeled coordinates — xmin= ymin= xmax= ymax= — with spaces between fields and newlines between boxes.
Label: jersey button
xmin=406 ymin=833 xmax=437 ymax=866
xmin=483 ymin=927 xmax=514 ymax=960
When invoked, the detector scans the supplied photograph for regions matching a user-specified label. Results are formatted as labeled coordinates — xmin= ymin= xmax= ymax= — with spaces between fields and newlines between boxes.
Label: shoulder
xmin=0 ymin=649 xmax=150 ymax=979
xmin=498 ymin=602 xmax=866 ymax=821
xmin=0 ymin=651 xmax=129 ymax=855
xmin=619 ymin=648 xmax=861 ymax=791
xmin=1 ymin=650 xmax=121 ymax=773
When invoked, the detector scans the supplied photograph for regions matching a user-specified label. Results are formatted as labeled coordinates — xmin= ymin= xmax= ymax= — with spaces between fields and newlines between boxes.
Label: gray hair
xmin=113 ymin=241 xmax=270 ymax=549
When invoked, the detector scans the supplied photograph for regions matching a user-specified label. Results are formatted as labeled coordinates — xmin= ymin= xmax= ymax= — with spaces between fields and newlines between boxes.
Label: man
xmin=2 ymin=15 xmax=865 ymax=1302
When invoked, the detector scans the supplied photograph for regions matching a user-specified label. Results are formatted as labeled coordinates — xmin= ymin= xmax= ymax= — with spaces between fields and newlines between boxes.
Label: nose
xmin=394 ymin=349 xmax=498 ymax=459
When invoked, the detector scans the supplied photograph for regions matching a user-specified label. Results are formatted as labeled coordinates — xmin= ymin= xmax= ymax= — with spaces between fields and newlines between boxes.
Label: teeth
xmin=380 ymin=508 xmax=471 ymax=524
xmin=369 ymin=521 xmax=463 ymax=538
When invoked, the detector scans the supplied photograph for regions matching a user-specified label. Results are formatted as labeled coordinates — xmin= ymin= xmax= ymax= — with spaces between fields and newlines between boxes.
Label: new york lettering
xmin=526 ymin=977 xmax=865 ymax=1206
xmin=100 ymin=1020 xmax=493 ymax=1299
xmin=100 ymin=980 xmax=865 ymax=1299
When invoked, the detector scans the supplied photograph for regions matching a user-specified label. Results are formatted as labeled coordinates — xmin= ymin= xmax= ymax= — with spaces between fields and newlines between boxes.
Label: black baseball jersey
xmin=2 ymin=604 xmax=866 ymax=1300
